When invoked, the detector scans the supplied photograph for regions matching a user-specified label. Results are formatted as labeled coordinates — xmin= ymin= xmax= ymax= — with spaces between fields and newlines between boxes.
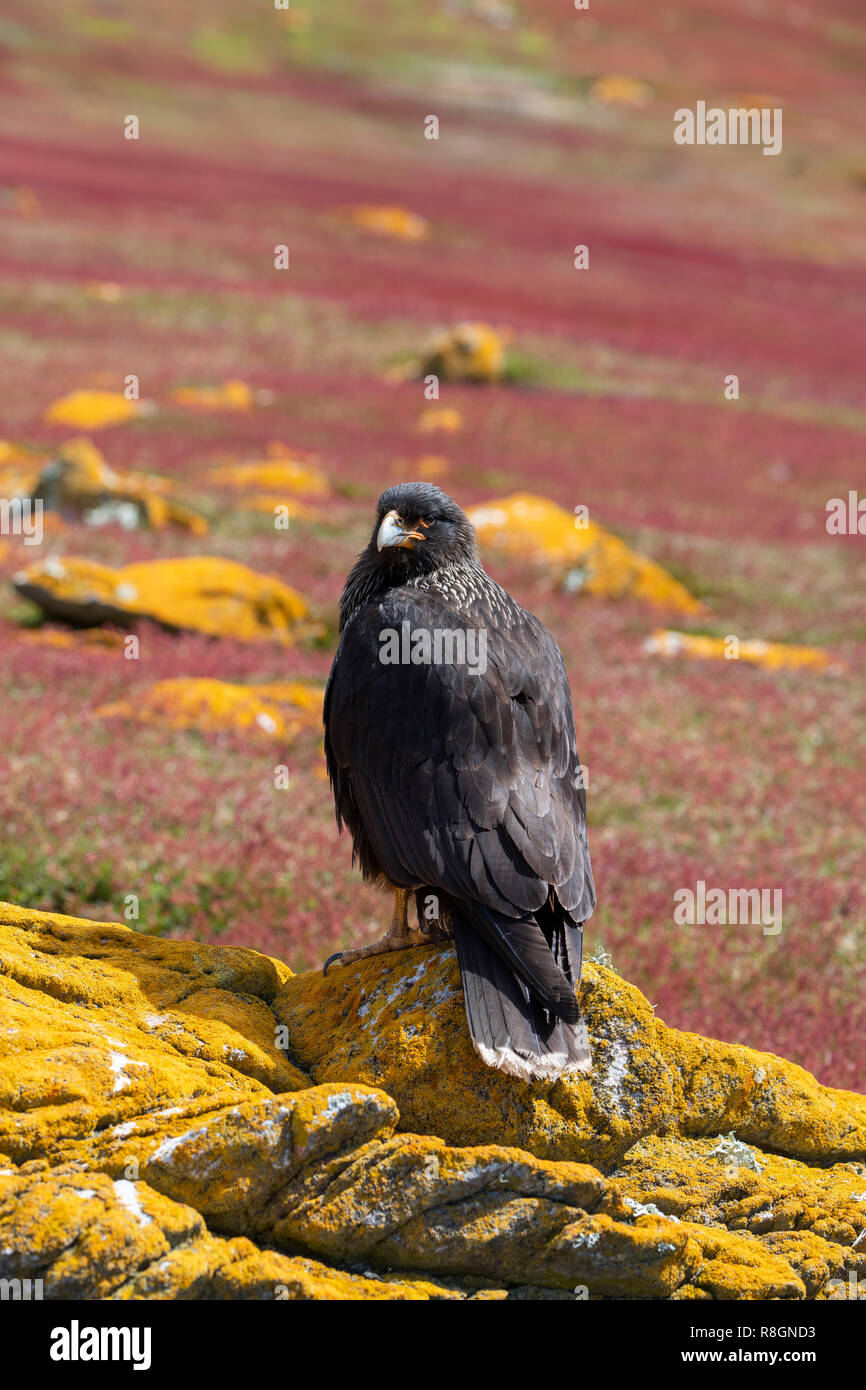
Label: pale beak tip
xmin=377 ymin=509 xmax=411 ymax=552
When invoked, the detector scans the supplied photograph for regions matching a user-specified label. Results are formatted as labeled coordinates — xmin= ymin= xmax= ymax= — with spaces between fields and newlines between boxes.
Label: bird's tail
xmin=452 ymin=904 xmax=592 ymax=1083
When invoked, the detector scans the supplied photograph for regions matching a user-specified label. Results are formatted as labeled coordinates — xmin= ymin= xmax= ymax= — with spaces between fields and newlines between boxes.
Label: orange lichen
xmin=43 ymin=390 xmax=146 ymax=431
xmin=171 ymin=380 xmax=255 ymax=411
xmin=644 ymin=630 xmax=843 ymax=672
xmin=416 ymin=407 xmax=463 ymax=434
xmin=391 ymin=455 xmax=450 ymax=482
xmin=84 ymin=282 xmax=124 ymax=302
xmin=0 ymin=903 xmax=863 ymax=1300
xmin=341 ymin=205 xmax=429 ymax=241
xmin=590 ymin=75 xmax=653 ymax=108
xmin=0 ymin=440 xmax=47 ymax=497
xmin=420 ymin=323 xmax=509 ymax=384
xmin=95 ymin=677 xmax=324 ymax=737
xmin=468 ymin=494 xmax=704 ymax=614
xmin=389 ymin=323 xmax=510 ymax=385
xmin=207 ymin=457 xmax=330 ymax=498
xmin=13 ymin=555 xmax=313 ymax=643
xmin=20 ymin=628 xmax=126 ymax=652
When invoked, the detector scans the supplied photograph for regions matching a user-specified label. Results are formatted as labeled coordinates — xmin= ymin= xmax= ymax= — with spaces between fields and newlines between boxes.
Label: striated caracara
xmin=323 ymin=482 xmax=596 ymax=1081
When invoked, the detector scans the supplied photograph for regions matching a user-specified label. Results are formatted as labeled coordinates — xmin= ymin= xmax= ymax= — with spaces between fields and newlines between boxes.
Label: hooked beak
xmin=376 ymin=509 xmax=425 ymax=552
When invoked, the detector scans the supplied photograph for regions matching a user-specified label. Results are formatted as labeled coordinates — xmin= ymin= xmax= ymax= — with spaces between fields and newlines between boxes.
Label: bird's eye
xmin=419 ymin=515 xmax=435 ymax=528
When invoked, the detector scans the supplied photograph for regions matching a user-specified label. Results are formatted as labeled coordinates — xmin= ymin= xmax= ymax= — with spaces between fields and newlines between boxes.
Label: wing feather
xmin=324 ymin=578 xmax=596 ymax=1000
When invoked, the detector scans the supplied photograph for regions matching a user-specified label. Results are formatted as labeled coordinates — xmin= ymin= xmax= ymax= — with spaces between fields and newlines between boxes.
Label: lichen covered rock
xmin=341 ymin=205 xmax=429 ymax=241
xmin=170 ymin=380 xmax=257 ymax=411
xmin=38 ymin=437 xmax=207 ymax=534
xmin=0 ymin=902 xmax=303 ymax=1164
xmin=0 ymin=902 xmax=863 ymax=1300
xmin=0 ymin=1168 xmax=494 ymax=1300
xmin=2 ymin=437 xmax=206 ymax=533
xmin=206 ymin=450 xmax=330 ymax=498
xmin=468 ymin=493 xmax=703 ymax=614
xmin=94 ymin=677 xmax=324 ymax=739
xmin=416 ymin=406 xmax=463 ymax=434
xmin=18 ymin=627 xmax=127 ymax=652
xmin=12 ymin=555 xmax=314 ymax=643
xmin=394 ymin=322 xmax=508 ymax=384
xmin=44 ymin=390 xmax=148 ymax=431
xmin=644 ymin=629 xmax=843 ymax=673
xmin=276 ymin=943 xmax=866 ymax=1170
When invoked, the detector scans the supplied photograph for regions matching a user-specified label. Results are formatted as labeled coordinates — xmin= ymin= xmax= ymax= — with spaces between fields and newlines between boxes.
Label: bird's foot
xmin=323 ymin=886 xmax=432 ymax=976
xmin=323 ymin=925 xmax=430 ymax=975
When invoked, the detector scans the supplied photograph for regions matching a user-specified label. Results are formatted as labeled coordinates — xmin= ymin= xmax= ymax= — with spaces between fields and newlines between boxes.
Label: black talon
xmin=323 ymin=952 xmax=344 ymax=977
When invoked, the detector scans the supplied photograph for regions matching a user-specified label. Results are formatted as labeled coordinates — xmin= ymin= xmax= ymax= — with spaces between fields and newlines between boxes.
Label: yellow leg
xmin=323 ymin=887 xmax=429 ymax=973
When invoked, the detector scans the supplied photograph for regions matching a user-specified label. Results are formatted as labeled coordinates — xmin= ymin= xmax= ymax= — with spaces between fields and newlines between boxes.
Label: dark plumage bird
xmin=323 ymin=482 xmax=596 ymax=1081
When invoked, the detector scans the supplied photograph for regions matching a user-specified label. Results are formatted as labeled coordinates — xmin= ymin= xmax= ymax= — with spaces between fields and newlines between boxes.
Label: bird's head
xmin=370 ymin=482 xmax=478 ymax=573
xmin=339 ymin=482 xmax=479 ymax=629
